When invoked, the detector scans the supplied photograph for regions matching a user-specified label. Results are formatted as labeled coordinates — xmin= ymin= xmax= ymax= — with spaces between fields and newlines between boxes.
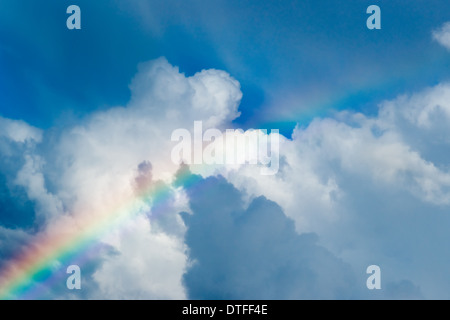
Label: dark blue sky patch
xmin=0 ymin=173 xmax=35 ymax=230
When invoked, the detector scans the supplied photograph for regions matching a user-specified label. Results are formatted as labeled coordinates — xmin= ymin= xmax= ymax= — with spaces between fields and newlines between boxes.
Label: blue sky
xmin=1 ymin=0 xmax=450 ymax=300
xmin=2 ymin=0 xmax=450 ymax=133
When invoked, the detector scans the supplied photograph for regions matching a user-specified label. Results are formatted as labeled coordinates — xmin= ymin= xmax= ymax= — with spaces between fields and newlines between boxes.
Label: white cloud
xmin=14 ymin=154 xmax=64 ymax=223
xmin=217 ymin=83 xmax=450 ymax=234
xmin=0 ymin=117 xmax=42 ymax=144
xmin=0 ymin=117 xmax=58 ymax=225
xmin=2 ymin=57 xmax=450 ymax=299
xmin=180 ymin=173 xmax=360 ymax=299
xmin=92 ymin=215 xmax=187 ymax=299
xmin=212 ymin=82 xmax=450 ymax=299
xmin=433 ymin=22 xmax=450 ymax=50
xmin=4 ymin=57 xmax=242 ymax=299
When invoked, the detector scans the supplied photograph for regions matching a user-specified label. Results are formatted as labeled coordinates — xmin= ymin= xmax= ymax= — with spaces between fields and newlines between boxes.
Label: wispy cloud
xmin=433 ymin=22 xmax=450 ymax=50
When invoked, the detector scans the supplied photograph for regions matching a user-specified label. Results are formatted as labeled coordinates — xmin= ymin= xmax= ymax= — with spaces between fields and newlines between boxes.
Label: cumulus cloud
xmin=0 ymin=117 xmax=42 ymax=144
xmin=129 ymin=59 xmax=242 ymax=128
xmin=214 ymin=82 xmax=450 ymax=299
xmin=42 ymin=58 xmax=242 ymax=298
xmin=1 ymin=57 xmax=242 ymax=299
xmin=0 ymin=117 xmax=47 ymax=235
xmin=92 ymin=215 xmax=188 ymax=299
xmin=90 ymin=161 xmax=189 ymax=299
xmin=218 ymin=83 xmax=450 ymax=235
xmin=1 ymin=56 xmax=450 ymax=300
xmin=433 ymin=22 xmax=450 ymax=50
xmin=178 ymin=171 xmax=359 ymax=299
xmin=14 ymin=154 xmax=65 ymax=224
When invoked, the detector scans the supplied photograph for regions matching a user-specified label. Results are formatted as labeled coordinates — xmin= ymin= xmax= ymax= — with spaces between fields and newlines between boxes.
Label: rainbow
xmin=2 ymin=53 xmax=442 ymax=299
xmin=255 ymin=50 xmax=450 ymax=134
xmin=0 ymin=166 xmax=197 ymax=300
